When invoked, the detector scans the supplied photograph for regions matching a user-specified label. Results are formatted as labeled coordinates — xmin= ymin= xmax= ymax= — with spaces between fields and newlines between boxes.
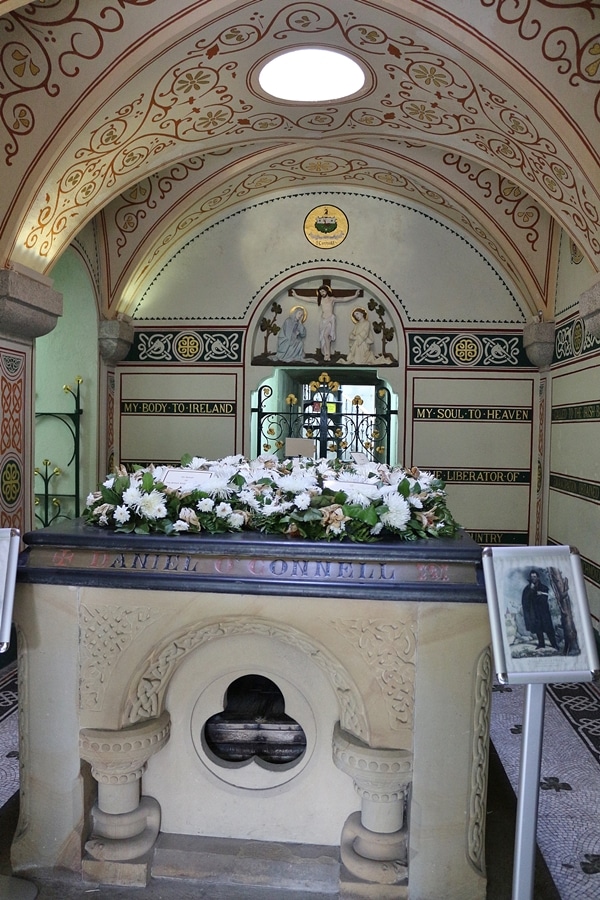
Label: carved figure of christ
xmin=289 ymin=279 xmax=363 ymax=361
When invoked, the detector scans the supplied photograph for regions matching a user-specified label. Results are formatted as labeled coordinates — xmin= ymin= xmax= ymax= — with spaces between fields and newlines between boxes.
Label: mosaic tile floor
xmin=0 ymin=662 xmax=18 ymax=809
xmin=490 ymin=680 xmax=600 ymax=900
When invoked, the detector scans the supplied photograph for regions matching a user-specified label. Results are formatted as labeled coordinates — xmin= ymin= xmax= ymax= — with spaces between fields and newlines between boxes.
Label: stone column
xmin=0 ymin=265 xmax=63 ymax=532
xmin=79 ymin=710 xmax=170 ymax=867
xmin=0 ymin=266 xmax=62 ymax=340
xmin=332 ymin=723 xmax=412 ymax=892
xmin=98 ymin=316 xmax=134 ymax=364
xmin=522 ymin=318 xmax=555 ymax=368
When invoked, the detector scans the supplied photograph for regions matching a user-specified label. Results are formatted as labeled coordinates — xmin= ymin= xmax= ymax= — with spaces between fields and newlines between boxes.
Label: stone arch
xmin=123 ymin=616 xmax=370 ymax=742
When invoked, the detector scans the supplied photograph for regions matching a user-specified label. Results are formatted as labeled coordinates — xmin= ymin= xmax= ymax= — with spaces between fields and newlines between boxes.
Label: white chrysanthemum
xmin=208 ymin=463 xmax=238 ymax=479
xmin=380 ymin=493 xmax=411 ymax=531
xmin=228 ymin=512 xmax=245 ymax=529
xmin=315 ymin=459 xmax=334 ymax=476
xmin=219 ymin=454 xmax=245 ymax=467
xmin=239 ymin=488 xmax=262 ymax=510
xmin=215 ymin=502 xmax=233 ymax=519
xmin=205 ymin=475 xmax=236 ymax=498
xmin=261 ymin=499 xmax=292 ymax=516
xmin=370 ymin=521 xmax=384 ymax=535
xmin=342 ymin=485 xmax=375 ymax=508
xmin=253 ymin=452 xmax=278 ymax=467
xmin=413 ymin=469 xmax=436 ymax=488
xmin=138 ymin=491 xmax=167 ymax=520
xmin=197 ymin=497 xmax=215 ymax=512
xmin=113 ymin=505 xmax=130 ymax=524
xmin=186 ymin=456 xmax=208 ymax=470
xmin=122 ymin=484 xmax=143 ymax=508
xmin=353 ymin=462 xmax=380 ymax=481
xmin=274 ymin=471 xmax=318 ymax=493
xmin=293 ymin=491 xmax=312 ymax=510
xmin=172 ymin=520 xmax=190 ymax=532
xmin=103 ymin=476 xmax=115 ymax=489
xmin=408 ymin=494 xmax=424 ymax=508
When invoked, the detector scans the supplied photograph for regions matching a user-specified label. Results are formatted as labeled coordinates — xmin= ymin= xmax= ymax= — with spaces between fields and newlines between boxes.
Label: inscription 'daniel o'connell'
xmin=35 ymin=548 xmax=471 ymax=584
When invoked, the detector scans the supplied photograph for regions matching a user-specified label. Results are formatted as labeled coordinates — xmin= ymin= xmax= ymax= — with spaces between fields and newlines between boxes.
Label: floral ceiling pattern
xmin=0 ymin=0 xmax=598 ymax=316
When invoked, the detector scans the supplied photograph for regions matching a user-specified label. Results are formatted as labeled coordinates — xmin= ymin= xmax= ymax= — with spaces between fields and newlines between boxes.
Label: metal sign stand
xmin=481 ymin=545 xmax=600 ymax=900
xmin=512 ymin=681 xmax=546 ymax=900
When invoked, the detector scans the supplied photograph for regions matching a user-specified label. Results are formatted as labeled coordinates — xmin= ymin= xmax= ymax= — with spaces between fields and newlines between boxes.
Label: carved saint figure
xmin=273 ymin=306 xmax=307 ymax=362
xmin=343 ymin=307 xmax=377 ymax=365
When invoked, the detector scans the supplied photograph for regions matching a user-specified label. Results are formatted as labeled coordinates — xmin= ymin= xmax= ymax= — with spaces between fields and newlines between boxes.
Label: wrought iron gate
xmin=253 ymin=373 xmax=396 ymax=463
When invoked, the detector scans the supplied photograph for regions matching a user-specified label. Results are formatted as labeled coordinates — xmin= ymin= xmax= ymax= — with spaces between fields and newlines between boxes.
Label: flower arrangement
xmin=84 ymin=454 xmax=459 ymax=543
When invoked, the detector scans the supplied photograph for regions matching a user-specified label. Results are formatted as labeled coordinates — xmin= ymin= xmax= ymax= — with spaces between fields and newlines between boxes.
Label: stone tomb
xmin=14 ymin=522 xmax=490 ymax=899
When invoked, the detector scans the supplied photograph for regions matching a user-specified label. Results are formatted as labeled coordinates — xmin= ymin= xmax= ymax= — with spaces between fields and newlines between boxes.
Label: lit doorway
xmin=252 ymin=368 xmax=397 ymax=463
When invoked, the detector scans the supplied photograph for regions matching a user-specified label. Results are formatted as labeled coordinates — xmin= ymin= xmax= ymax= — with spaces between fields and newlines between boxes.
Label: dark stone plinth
xmin=17 ymin=519 xmax=485 ymax=604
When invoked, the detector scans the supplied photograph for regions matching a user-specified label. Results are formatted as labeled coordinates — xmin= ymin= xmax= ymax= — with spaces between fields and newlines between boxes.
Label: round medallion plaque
xmin=304 ymin=204 xmax=349 ymax=249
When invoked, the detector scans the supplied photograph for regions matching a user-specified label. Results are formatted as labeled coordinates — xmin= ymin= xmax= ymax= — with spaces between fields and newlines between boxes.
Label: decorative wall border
xmin=408 ymin=331 xmax=531 ymax=367
xmin=554 ymin=316 xmax=600 ymax=364
xmin=549 ymin=473 xmax=600 ymax=505
xmin=125 ymin=328 xmax=244 ymax=363
xmin=0 ymin=346 xmax=28 ymax=531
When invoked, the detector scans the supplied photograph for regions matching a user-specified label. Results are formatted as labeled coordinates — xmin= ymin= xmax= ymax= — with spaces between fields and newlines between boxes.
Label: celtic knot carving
xmin=134 ymin=330 xmax=242 ymax=362
xmin=79 ymin=603 xmax=163 ymax=711
xmin=411 ymin=335 xmax=450 ymax=365
xmin=482 ymin=336 xmax=520 ymax=366
xmin=137 ymin=332 xmax=173 ymax=361
xmin=331 ymin=618 xmax=417 ymax=730
xmin=468 ymin=645 xmax=492 ymax=874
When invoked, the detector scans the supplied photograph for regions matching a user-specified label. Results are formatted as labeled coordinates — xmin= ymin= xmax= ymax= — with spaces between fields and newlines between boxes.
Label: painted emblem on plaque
xmin=304 ymin=205 xmax=349 ymax=249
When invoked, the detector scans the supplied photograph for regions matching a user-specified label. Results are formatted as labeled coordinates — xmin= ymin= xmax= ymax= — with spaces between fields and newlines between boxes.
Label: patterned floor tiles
xmin=0 ymin=662 xmax=18 ymax=809
xmin=491 ymin=680 xmax=600 ymax=900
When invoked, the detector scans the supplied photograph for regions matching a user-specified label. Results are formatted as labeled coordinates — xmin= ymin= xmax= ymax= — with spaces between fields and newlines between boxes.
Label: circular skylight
xmin=259 ymin=48 xmax=365 ymax=102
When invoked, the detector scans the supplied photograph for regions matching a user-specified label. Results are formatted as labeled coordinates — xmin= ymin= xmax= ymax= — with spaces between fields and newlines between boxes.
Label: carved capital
xmin=579 ymin=280 xmax=600 ymax=338
xmin=333 ymin=723 xmax=412 ymax=790
xmin=0 ymin=266 xmax=62 ymax=340
xmin=80 ymin=710 xmax=170 ymax=784
xmin=333 ymin=723 xmax=411 ymax=834
xmin=522 ymin=320 xmax=555 ymax=368
xmin=99 ymin=317 xmax=134 ymax=364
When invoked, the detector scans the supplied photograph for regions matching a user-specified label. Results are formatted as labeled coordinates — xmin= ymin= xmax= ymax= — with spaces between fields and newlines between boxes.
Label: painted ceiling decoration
xmin=0 ymin=1 xmax=598 ymax=320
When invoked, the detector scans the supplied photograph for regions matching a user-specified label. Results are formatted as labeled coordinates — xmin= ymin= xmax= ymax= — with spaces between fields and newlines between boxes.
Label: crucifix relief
xmin=289 ymin=278 xmax=363 ymax=362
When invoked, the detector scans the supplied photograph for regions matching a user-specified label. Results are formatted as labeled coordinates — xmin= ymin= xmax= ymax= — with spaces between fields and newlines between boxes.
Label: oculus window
xmin=259 ymin=48 xmax=365 ymax=102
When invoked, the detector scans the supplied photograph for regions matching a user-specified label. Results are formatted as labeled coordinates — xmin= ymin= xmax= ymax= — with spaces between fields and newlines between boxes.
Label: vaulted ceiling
xmin=1 ymin=1 xmax=598 ymax=319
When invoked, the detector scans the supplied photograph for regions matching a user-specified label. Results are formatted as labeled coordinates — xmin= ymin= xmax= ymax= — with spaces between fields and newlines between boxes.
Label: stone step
xmin=152 ymin=832 xmax=340 ymax=894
